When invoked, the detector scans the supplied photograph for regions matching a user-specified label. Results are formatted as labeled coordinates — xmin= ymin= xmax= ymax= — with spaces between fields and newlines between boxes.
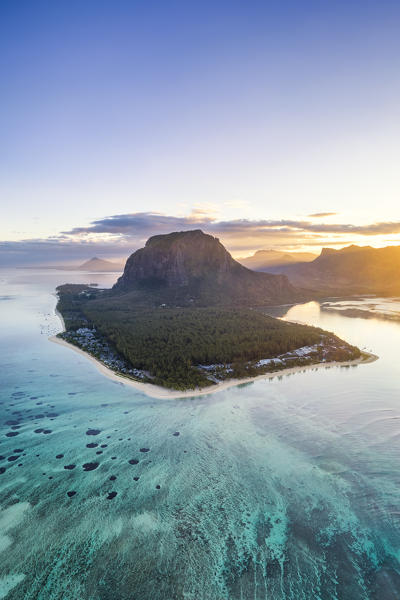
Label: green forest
xmin=56 ymin=285 xmax=361 ymax=390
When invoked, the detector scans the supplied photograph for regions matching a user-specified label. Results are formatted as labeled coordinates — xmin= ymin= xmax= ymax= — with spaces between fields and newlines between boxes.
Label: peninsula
xmin=53 ymin=230 xmax=368 ymax=395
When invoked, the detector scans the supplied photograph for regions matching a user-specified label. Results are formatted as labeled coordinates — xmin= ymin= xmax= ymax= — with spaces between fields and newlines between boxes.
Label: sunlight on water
xmin=0 ymin=270 xmax=399 ymax=599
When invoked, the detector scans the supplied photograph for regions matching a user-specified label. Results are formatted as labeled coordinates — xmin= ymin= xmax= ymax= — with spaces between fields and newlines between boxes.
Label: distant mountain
xmin=113 ymin=230 xmax=302 ymax=306
xmin=270 ymin=245 xmax=400 ymax=295
xmin=78 ymin=257 xmax=124 ymax=272
xmin=35 ymin=257 xmax=124 ymax=271
xmin=238 ymin=249 xmax=316 ymax=271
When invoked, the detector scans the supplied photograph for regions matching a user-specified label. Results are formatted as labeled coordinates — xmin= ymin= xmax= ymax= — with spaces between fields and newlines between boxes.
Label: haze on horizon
xmin=1 ymin=0 xmax=400 ymax=265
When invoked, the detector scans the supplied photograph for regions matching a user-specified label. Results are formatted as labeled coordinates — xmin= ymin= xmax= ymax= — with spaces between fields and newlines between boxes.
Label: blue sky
xmin=1 ymin=1 xmax=400 ymax=263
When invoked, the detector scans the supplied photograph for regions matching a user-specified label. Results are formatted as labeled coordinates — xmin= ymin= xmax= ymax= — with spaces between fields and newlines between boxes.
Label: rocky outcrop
xmin=113 ymin=230 xmax=301 ymax=306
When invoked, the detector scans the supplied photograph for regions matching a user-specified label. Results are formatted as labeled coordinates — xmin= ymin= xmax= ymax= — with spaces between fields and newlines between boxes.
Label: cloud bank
xmin=2 ymin=211 xmax=400 ymax=266
xmin=308 ymin=212 xmax=338 ymax=218
xmin=63 ymin=212 xmax=400 ymax=238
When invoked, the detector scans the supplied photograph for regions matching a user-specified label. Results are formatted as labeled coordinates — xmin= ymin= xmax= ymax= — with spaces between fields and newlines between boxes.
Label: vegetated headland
xmin=51 ymin=231 xmax=374 ymax=396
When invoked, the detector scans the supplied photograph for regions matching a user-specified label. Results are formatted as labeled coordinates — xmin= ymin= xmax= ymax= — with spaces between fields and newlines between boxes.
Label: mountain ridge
xmin=238 ymin=249 xmax=316 ymax=271
xmin=267 ymin=244 xmax=400 ymax=294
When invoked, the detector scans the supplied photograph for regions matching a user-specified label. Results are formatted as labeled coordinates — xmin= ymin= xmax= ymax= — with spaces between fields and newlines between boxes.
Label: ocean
xmin=0 ymin=269 xmax=399 ymax=599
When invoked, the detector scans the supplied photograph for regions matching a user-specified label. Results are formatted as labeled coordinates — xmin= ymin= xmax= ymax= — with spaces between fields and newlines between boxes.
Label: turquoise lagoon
xmin=0 ymin=269 xmax=399 ymax=599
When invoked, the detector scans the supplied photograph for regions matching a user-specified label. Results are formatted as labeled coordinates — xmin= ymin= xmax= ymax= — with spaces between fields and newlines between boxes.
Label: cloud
xmin=2 ymin=211 xmax=400 ymax=265
xmin=308 ymin=212 xmax=338 ymax=218
xmin=63 ymin=212 xmax=215 ymax=237
xmin=64 ymin=214 xmax=400 ymax=238
xmin=297 ymin=221 xmax=400 ymax=235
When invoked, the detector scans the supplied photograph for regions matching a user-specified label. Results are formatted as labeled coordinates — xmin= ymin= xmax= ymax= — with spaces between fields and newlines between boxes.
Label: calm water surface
xmin=0 ymin=269 xmax=399 ymax=599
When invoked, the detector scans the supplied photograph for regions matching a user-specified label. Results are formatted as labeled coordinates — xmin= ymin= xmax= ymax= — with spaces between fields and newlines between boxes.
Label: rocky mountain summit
xmin=113 ymin=230 xmax=301 ymax=306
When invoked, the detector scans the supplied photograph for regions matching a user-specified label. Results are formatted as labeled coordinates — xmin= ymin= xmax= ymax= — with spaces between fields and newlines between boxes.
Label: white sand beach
xmin=49 ymin=317 xmax=378 ymax=399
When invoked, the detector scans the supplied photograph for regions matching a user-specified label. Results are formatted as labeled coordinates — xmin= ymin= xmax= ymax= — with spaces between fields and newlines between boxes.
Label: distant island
xmin=76 ymin=257 xmax=125 ymax=272
xmin=52 ymin=230 xmax=369 ymax=395
xmin=32 ymin=257 xmax=125 ymax=272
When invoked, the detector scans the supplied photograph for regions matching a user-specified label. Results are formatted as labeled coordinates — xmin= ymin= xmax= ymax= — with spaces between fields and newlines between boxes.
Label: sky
xmin=1 ymin=0 xmax=400 ymax=265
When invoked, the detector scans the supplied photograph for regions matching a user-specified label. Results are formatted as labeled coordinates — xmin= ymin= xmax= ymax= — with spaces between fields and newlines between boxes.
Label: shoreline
xmin=54 ymin=307 xmax=66 ymax=331
xmin=49 ymin=307 xmax=378 ymax=399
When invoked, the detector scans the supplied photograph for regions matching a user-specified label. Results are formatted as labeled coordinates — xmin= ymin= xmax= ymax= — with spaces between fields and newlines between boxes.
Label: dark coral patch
xmin=106 ymin=491 xmax=117 ymax=500
xmin=140 ymin=448 xmax=150 ymax=453
xmin=8 ymin=455 xmax=19 ymax=461
xmin=43 ymin=430 xmax=52 ymax=434
xmin=86 ymin=429 xmax=101 ymax=436
xmin=86 ymin=443 xmax=98 ymax=448
xmin=5 ymin=432 xmax=19 ymax=437
xmin=67 ymin=491 xmax=76 ymax=497
xmin=5 ymin=420 xmax=19 ymax=426
xmin=82 ymin=462 xmax=99 ymax=471
xmin=56 ymin=454 xmax=64 ymax=459
xmin=133 ymin=476 xmax=139 ymax=481
xmin=156 ymin=485 xmax=161 ymax=489
xmin=128 ymin=459 xmax=139 ymax=465
xmin=0 ymin=456 xmax=5 ymax=461
xmin=96 ymin=451 xmax=103 ymax=455
xmin=13 ymin=449 xmax=23 ymax=453
xmin=100 ymin=444 xmax=107 ymax=448
xmin=0 ymin=467 xmax=5 ymax=474
xmin=109 ymin=475 xmax=116 ymax=481
xmin=34 ymin=428 xmax=44 ymax=434
xmin=173 ymin=432 xmax=180 ymax=436
xmin=64 ymin=464 xmax=76 ymax=470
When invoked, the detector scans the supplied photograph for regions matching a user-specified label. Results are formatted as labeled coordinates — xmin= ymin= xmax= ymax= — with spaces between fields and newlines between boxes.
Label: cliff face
xmin=113 ymin=230 xmax=300 ymax=306
xmin=115 ymin=230 xmax=235 ymax=288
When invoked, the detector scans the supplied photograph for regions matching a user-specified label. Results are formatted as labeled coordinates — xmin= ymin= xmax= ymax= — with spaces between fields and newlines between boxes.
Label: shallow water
xmin=0 ymin=270 xmax=399 ymax=599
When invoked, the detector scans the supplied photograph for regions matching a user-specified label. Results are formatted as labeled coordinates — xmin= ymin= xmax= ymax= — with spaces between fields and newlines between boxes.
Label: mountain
xmin=78 ymin=257 xmax=124 ymax=272
xmin=238 ymin=249 xmax=316 ymax=271
xmin=269 ymin=245 xmax=400 ymax=295
xmin=113 ymin=230 xmax=302 ymax=305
